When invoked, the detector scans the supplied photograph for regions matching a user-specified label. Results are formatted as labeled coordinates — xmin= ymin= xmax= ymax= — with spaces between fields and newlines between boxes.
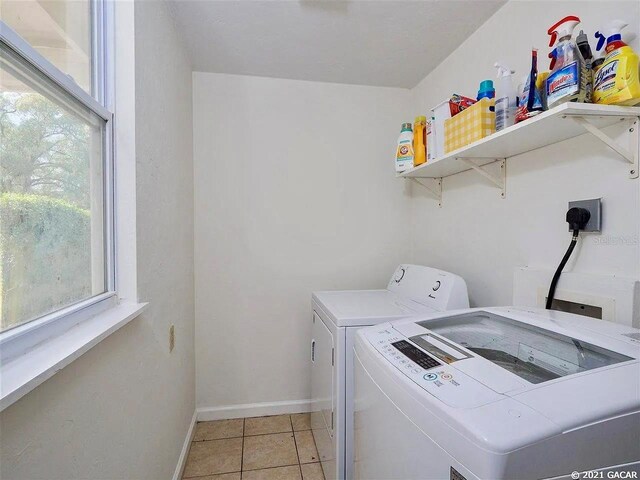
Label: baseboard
xmin=197 ymin=399 xmax=312 ymax=421
xmin=173 ymin=410 xmax=197 ymax=480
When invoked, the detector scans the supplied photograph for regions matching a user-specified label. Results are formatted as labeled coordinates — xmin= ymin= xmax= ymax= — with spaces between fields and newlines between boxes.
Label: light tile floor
xmin=183 ymin=414 xmax=325 ymax=480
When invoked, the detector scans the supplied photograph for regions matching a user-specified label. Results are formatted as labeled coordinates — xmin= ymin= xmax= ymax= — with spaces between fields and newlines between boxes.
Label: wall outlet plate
xmin=569 ymin=198 xmax=602 ymax=232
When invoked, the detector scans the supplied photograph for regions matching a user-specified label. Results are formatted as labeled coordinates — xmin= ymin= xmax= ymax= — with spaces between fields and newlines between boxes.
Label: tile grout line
xmin=193 ymin=427 xmax=310 ymax=442
xmin=243 ymin=463 xmax=305 ymax=473
xmin=290 ymin=414 xmax=305 ymax=479
xmin=244 ymin=428 xmax=303 ymax=437
xmin=241 ymin=417 xmax=246 ymax=478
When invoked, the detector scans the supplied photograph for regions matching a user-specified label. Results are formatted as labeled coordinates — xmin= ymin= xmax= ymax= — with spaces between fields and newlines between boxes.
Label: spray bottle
xmin=546 ymin=15 xmax=588 ymax=108
xmin=593 ymin=20 xmax=640 ymax=106
xmin=516 ymin=49 xmax=544 ymax=123
xmin=494 ymin=63 xmax=517 ymax=131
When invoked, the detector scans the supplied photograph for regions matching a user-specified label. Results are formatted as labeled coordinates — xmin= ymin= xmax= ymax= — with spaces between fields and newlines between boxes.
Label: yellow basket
xmin=444 ymin=98 xmax=495 ymax=153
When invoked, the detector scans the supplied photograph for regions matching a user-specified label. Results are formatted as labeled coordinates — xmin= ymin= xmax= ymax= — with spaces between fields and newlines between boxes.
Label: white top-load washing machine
xmin=354 ymin=307 xmax=640 ymax=480
xmin=311 ymin=265 xmax=469 ymax=480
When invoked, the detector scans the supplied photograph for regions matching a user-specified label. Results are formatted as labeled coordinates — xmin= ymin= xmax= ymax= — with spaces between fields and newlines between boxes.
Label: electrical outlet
xmin=169 ymin=325 xmax=175 ymax=352
xmin=569 ymin=198 xmax=602 ymax=232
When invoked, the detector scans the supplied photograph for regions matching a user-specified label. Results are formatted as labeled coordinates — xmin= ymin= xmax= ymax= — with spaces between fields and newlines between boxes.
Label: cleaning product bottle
xmin=413 ymin=116 xmax=427 ymax=167
xmin=426 ymin=117 xmax=436 ymax=161
xmin=546 ymin=15 xmax=588 ymax=108
xmin=494 ymin=63 xmax=517 ymax=131
xmin=395 ymin=123 xmax=414 ymax=173
xmin=477 ymin=80 xmax=495 ymax=100
xmin=592 ymin=49 xmax=606 ymax=75
xmin=516 ymin=49 xmax=544 ymax=123
xmin=576 ymin=29 xmax=594 ymax=102
xmin=537 ymin=71 xmax=551 ymax=110
xmin=593 ymin=20 xmax=640 ymax=106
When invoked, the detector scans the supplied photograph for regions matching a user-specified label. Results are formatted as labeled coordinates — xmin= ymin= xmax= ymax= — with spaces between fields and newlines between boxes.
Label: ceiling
xmin=167 ymin=0 xmax=506 ymax=89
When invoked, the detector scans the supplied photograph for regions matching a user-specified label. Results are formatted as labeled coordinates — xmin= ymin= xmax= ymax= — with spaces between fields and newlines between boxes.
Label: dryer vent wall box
xmin=513 ymin=267 xmax=640 ymax=328
xmin=353 ymin=307 xmax=640 ymax=480
xmin=310 ymin=265 xmax=469 ymax=480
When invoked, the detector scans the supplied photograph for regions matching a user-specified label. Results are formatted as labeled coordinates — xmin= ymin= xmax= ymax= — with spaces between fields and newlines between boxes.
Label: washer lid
xmin=422 ymin=310 xmax=634 ymax=385
xmin=313 ymin=290 xmax=435 ymax=327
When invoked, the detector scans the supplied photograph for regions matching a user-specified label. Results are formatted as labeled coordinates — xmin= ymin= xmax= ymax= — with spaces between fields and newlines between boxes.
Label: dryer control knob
xmin=432 ymin=281 xmax=441 ymax=291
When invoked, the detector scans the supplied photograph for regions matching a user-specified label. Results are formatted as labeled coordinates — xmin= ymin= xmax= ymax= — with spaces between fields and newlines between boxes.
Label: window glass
xmin=0 ymin=43 xmax=105 ymax=332
xmin=0 ymin=0 xmax=92 ymax=93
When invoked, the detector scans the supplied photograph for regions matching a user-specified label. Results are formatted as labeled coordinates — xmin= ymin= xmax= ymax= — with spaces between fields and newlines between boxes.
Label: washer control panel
xmin=365 ymin=327 xmax=501 ymax=408
xmin=391 ymin=340 xmax=441 ymax=370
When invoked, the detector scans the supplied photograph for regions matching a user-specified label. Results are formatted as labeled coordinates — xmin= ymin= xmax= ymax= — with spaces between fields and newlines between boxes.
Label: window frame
xmin=0 ymin=0 xmax=117 ymax=361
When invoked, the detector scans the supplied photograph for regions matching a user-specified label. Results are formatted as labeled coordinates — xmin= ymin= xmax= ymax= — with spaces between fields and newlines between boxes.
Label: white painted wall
xmin=0 ymin=2 xmax=195 ymax=479
xmin=193 ymin=1 xmax=640 ymax=413
xmin=409 ymin=0 xmax=640 ymax=307
xmin=193 ymin=73 xmax=412 ymax=411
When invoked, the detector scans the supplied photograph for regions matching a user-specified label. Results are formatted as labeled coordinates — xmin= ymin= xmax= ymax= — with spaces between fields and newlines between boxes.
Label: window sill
xmin=0 ymin=301 xmax=147 ymax=412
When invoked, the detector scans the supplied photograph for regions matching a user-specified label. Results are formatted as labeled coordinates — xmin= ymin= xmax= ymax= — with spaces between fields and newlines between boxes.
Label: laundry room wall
xmin=193 ymin=73 xmax=412 ymax=414
xmin=0 ymin=2 xmax=195 ymax=479
xmin=408 ymin=0 xmax=640 ymax=307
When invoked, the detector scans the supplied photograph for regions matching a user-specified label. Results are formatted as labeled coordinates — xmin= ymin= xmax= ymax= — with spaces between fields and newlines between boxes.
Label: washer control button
xmin=423 ymin=373 xmax=438 ymax=381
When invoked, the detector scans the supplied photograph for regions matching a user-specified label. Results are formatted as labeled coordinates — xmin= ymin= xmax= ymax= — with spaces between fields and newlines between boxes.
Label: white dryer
xmin=354 ymin=307 xmax=640 ymax=480
xmin=311 ymin=265 xmax=469 ymax=480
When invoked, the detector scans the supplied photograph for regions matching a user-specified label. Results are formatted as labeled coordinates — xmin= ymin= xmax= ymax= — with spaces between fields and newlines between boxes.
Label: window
xmin=0 ymin=1 xmax=114 ymax=334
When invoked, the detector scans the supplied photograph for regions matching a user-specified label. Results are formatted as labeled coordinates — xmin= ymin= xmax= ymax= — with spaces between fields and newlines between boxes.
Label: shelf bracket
xmin=459 ymin=158 xmax=507 ymax=198
xmin=571 ymin=116 xmax=639 ymax=179
xmin=409 ymin=177 xmax=442 ymax=207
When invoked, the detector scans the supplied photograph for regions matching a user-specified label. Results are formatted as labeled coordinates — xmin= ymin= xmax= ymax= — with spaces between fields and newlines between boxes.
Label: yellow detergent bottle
xmin=593 ymin=20 xmax=640 ymax=106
